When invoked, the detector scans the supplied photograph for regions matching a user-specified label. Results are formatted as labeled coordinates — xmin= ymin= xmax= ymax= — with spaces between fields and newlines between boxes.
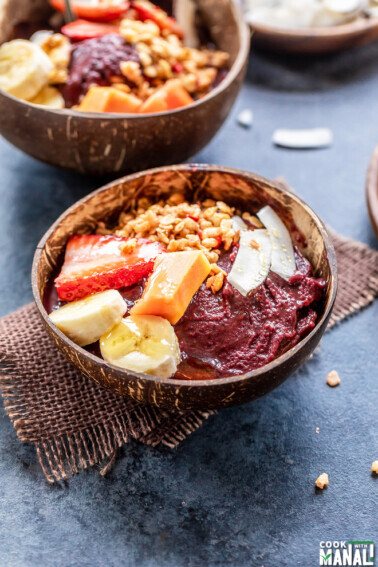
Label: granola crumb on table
xmin=315 ymin=473 xmax=329 ymax=489
xmin=326 ymin=370 xmax=341 ymax=387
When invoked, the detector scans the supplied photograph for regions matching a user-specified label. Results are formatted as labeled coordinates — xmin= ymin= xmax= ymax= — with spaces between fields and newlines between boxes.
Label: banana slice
xmin=0 ymin=39 xmax=53 ymax=101
xmin=50 ymin=290 xmax=127 ymax=347
xmin=29 ymin=86 xmax=65 ymax=109
xmin=30 ymin=30 xmax=54 ymax=45
xmin=100 ymin=315 xmax=181 ymax=379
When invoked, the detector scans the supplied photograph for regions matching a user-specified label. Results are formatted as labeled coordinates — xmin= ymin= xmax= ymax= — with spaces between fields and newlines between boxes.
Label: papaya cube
xmin=131 ymin=251 xmax=211 ymax=325
xmin=78 ymin=87 xmax=142 ymax=114
xmin=139 ymin=79 xmax=193 ymax=114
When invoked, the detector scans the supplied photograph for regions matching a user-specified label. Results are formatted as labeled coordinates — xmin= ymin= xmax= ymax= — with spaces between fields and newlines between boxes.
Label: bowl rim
xmin=366 ymin=144 xmax=378 ymax=237
xmin=32 ymin=164 xmax=338 ymax=391
xmin=0 ymin=0 xmax=250 ymax=119
xmin=248 ymin=13 xmax=378 ymax=40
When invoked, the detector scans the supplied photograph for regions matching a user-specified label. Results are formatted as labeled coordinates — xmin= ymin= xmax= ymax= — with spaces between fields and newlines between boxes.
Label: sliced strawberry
xmin=132 ymin=1 xmax=183 ymax=38
xmin=50 ymin=0 xmax=130 ymax=22
xmin=61 ymin=19 xmax=120 ymax=41
xmin=55 ymin=235 xmax=164 ymax=302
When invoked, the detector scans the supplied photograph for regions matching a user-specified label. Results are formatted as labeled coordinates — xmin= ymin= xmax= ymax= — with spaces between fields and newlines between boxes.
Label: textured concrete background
xmin=0 ymin=41 xmax=377 ymax=567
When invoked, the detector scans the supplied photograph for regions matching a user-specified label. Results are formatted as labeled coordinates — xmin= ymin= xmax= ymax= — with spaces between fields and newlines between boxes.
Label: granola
xmin=326 ymin=370 xmax=341 ymax=387
xmin=315 ymin=473 xmax=329 ymax=489
xmin=110 ymin=195 xmax=242 ymax=290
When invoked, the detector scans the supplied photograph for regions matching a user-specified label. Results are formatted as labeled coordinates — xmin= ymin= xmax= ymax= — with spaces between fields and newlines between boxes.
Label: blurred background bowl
xmin=249 ymin=16 xmax=378 ymax=54
xmin=0 ymin=0 xmax=249 ymax=176
xmin=32 ymin=164 xmax=338 ymax=411
xmin=366 ymin=144 xmax=378 ymax=237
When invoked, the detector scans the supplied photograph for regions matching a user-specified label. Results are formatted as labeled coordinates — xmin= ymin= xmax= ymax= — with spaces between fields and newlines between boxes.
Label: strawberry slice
xmin=55 ymin=235 xmax=164 ymax=302
xmin=49 ymin=0 xmax=130 ymax=22
xmin=61 ymin=19 xmax=120 ymax=41
xmin=132 ymin=1 xmax=184 ymax=38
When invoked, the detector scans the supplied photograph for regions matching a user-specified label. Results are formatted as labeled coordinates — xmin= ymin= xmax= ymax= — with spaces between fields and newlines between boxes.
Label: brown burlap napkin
xmin=0 ymin=231 xmax=377 ymax=482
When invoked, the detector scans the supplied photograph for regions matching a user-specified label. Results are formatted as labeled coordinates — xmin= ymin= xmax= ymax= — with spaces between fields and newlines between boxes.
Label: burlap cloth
xmin=0 ymin=230 xmax=377 ymax=482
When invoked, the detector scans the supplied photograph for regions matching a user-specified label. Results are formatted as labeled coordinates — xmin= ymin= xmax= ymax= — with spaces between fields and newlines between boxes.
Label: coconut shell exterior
xmin=250 ymin=17 xmax=378 ymax=54
xmin=32 ymin=165 xmax=338 ymax=411
xmin=0 ymin=0 xmax=250 ymax=176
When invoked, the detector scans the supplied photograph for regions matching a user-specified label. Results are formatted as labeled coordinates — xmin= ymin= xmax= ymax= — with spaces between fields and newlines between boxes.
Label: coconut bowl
xmin=0 ymin=0 xmax=249 ymax=176
xmin=249 ymin=16 xmax=378 ymax=54
xmin=366 ymin=144 xmax=378 ymax=237
xmin=32 ymin=164 xmax=337 ymax=411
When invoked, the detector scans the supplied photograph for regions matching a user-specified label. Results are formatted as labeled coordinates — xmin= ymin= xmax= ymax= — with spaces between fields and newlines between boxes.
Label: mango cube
xmin=131 ymin=251 xmax=211 ymax=325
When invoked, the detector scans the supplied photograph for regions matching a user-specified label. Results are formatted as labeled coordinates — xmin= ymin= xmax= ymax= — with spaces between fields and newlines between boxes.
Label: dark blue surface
xmin=0 ymin=42 xmax=377 ymax=567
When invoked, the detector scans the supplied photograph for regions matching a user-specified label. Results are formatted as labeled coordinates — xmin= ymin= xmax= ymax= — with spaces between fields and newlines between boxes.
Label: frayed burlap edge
xmin=0 ymin=347 xmax=212 ymax=483
xmin=327 ymin=229 xmax=378 ymax=329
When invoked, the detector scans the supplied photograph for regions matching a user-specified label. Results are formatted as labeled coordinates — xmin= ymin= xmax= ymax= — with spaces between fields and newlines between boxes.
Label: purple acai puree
xmin=63 ymin=34 xmax=140 ymax=107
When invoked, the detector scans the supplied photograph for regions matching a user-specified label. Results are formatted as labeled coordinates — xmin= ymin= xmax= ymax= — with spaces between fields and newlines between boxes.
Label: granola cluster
xmin=119 ymin=16 xmax=229 ymax=100
xmin=97 ymin=194 xmax=262 ymax=293
xmin=40 ymin=33 xmax=71 ymax=85
xmin=315 ymin=473 xmax=329 ymax=490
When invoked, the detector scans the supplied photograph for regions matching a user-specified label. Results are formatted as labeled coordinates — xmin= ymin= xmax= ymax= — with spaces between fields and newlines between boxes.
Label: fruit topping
xmin=61 ymin=19 xmax=121 ymax=41
xmin=132 ymin=0 xmax=184 ymax=38
xmin=139 ymin=79 xmax=193 ymax=113
xmin=0 ymin=39 xmax=53 ymax=101
xmin=228 ymin=229 xmax=272 ymax=296
xmin=131 ymin=250 xmax=211 ymax=324
xmin=55 ymin=235 xmax=164 ymax=302
xmin=257 ymin=206 xmax=296 ymax=281
xmin=29 ymin=85 xmax=65 ymax=108
xmin=50 ymin=289 xmax=127 ymax=346
xmin=78 ymin=86 xmax=142 ymax=113
xmin=50 ymin=0 xmax=130 ymax=22
xmin=62 ymin=33 xmax=139 ymax=107
xmin=100 ymin=314 xmax=181 ymax=378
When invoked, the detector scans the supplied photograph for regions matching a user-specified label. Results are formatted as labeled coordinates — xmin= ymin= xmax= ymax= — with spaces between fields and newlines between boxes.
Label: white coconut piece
xmin=231 ymin=215 xmax=249 ymax=233
xmin=228 ymin=229 xmax=272 ymax=296
xmin=272 ymin=128 xmax=333 ymax=149
xmin=367 ymin=6 xmax=378 ymax=15
xmin=173 ymin=0 xmax=200 ymax=48
xmin=237 ymin=109 xmax=254 ymax=129
xmin=246 ymin=0 xmax=319 ymax=28
xmin=257 ymin=206 xmax=296 ymax=281
xmin=323 ymin=0 xmax=364 ymax=14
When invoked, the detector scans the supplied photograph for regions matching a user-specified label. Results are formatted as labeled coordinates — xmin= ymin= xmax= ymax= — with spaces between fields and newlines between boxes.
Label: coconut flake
xmin=323 ymin=0 xmax=364 ymax=14
xmin=237 ymin=109 xmax=254 ymax=129
xmin=272 ymin=128 xmax=333 ymax=149
xmin=173 ymin=0 xmax=200 ymax=48
xmin=231 ymin=215 xmax=249 ymax=233
xmin=257 ymin=206 xmax=296 ymax=281
xmin=228 ymin=229 xmax=272 ymax=296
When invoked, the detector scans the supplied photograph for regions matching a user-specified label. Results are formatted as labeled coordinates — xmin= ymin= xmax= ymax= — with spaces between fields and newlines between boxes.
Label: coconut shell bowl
xmin=32 ymin=165 xmax=338 ymax=411
xmin=0 ymin=0 xmax=249 ymax=176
